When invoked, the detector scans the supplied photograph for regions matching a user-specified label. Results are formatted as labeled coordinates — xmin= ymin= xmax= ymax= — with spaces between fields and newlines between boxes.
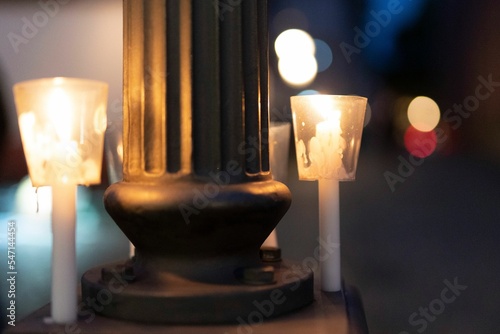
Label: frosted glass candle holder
xmin=290 ymin=95 xmax=367 ymax=181
xmin=13 ymin=77 xmax=108 ymax=187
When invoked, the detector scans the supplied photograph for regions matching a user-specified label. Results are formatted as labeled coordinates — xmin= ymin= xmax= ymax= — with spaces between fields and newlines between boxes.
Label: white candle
xmin=316 ymin=115 xmax=343 ymax=292
xmin=318 ymin=178 xmax=341 ymax=292
xmin=51 ymin=183 xmax=77 ymax=323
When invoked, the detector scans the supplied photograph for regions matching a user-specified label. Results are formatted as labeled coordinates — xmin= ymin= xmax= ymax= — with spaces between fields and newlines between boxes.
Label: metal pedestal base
xmin=6 ymin=284 xmax=368 ymax=334
xmin=80 ymin=259 xmax=314 ymax=324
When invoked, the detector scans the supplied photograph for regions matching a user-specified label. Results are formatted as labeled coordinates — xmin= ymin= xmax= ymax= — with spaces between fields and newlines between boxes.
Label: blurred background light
xmin=407 ymin=96 xmax=440 ymax=132
xmin=314 ymin=39 xmax=333 ymax=72
xmin=298 ymin=89 xmax=320 ymax=96
xmin=404 ymin=125 xmax=437 ymax=158
xmin=274 ymin=29 xmax=315 ymax=59
xmin=362 ymin=0 xmax=428 ymax=71
xmin=278 ymin=54 xmax=318 ymax=87
xmin=275 ymin=29 xmax=318 ymax=87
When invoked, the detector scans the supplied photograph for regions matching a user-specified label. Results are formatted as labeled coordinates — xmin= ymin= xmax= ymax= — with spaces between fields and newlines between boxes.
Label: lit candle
xmin=291 ymin=94 xmax=367 ymax=292
xmin=315 ymin=113 xmax=344 ymax=292
xmin=14 ymin=77 xmax=108 ymax=324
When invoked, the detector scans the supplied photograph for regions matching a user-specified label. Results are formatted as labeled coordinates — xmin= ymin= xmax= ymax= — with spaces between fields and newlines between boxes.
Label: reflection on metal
xmin=81 ymin=0 xmax=313 ymax=324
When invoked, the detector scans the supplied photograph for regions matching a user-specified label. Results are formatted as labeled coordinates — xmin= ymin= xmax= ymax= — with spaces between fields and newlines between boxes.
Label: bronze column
xmin=82 ymin=0 xmax=313 ymax=323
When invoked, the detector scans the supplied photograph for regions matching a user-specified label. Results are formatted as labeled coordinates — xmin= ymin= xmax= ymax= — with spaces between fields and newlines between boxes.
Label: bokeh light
xmin=407 ymin=96 xmax=440 ymax=132
xmin=275 ymin=29 xmax=315 ymax=59
xmin=404 ymin=125 xmax=437 ymax=158
xmin=298 ymin=89 xmax=320 ymax=96
xmin=278 ymin=53 xmax=317 ymax=87
xmin=314 ymin=39 xmax=333 ymax=72
xmin=275 ymin=29 xmax=318 ymax=87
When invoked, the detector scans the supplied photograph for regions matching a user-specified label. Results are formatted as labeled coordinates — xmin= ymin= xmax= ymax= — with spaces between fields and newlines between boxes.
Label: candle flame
xmin=48 ymin=88 xmax=73 ymax=142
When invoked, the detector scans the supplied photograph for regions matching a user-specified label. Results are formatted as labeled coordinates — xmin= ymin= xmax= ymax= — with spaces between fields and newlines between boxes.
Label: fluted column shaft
xmin=123 ymin=0 xmax=270 ymax=182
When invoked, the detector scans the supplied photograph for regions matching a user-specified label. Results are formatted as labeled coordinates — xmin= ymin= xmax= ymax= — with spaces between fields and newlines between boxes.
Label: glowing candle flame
xmin=48 ymin=87 xmax=74 ymax=142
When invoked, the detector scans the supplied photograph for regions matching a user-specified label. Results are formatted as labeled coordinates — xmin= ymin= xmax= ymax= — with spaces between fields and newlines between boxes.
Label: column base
xmin=6 ymin=282 xmax=368 ymax=334
xmin=80 ymin=259 xmax=314 ymax=324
